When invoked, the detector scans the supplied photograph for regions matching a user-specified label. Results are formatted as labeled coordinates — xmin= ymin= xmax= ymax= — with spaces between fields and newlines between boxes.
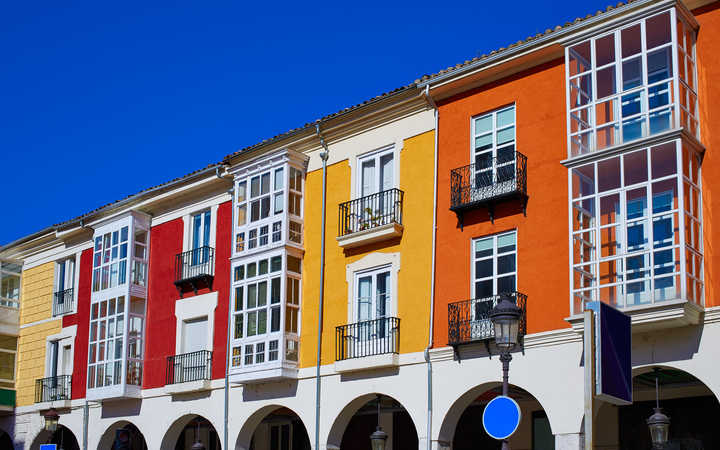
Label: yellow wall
xmin=16 ymin=262 xmax=61 ymax=406
xmin=300 ymin=130 xmax=435 ymax=367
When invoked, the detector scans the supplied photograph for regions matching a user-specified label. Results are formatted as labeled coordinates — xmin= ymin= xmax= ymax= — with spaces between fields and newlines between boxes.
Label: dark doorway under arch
xmin=30 ymin=424 xmax=80 ymax=450
xmin=339 ymin=395 xmax=418 ymax=450
xmin=174 ymin=416 xmax=221 ymax=450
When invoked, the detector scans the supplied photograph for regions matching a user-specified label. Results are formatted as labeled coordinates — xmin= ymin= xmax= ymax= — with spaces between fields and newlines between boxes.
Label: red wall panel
xmin=143 ymin=217 xmax=184 ymax=389
xmin=63 ymin=248 xmax=92 ymax=399
xmin=211 ymin=201 xmax=231 ymax=380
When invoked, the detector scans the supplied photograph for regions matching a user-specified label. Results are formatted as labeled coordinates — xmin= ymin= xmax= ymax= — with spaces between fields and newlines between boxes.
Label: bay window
xmin=566 ymin=9 xmax=698 ymax=157
xmin=570 ymin=140 xmax=702 ymax=314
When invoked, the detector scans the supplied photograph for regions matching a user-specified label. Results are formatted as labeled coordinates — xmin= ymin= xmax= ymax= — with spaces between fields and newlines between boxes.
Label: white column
xmin=556 ymin=433 xmax=583 ymax=450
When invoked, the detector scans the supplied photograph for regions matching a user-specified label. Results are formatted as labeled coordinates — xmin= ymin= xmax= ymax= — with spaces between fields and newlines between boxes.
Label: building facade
xmin=1 ymin=1 xmax=719 ymax=449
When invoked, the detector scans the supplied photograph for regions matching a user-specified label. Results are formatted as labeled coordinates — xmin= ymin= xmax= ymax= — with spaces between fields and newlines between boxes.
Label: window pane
xmin=622 ymin=57 xmax=643 ymax=90
xmin=274 ymin=168 xmax=284 ymax=191
xmin=624 ymin=149 xmax=648 ymax=186
xmin=475 ymin=238 xmax=493 ymax=258
xmin=251 ymin=176 xmax=260 ymax=197
xmin=596 ymin=66 xmax=616 ymax=99
xmin=237 ymin=181 xmax=247 ymax=202
xmin=569 ymin=41 xmax=591 ymax=76
xmin=497 ymin=234 xmax=516 ymax=253
xmin=475 ymin=260 xmax=493 ymax=279
xmin=497 ymin=108 xmax=514 ymax=127
xmin=595 ymin=34 xmax=615 ymax=67
xmin=497 ymin=275 xmax=516 ymax=294
xmin=475 ymin=280 xmax=493 ymax=299
xmin=474 ymin=115 xmax=492 ymax=134
xmin=598 ymin=157 xmax=621 ymax=192
xmin=497 ymin=255 xmax=515 ymax=275
xmin=646 ymin=12 xmax=671 ymax=49
xmin=261 ymin=173 xmax=270 ymax=195
xmin=621 ymin=24 xmax=641 ymax=57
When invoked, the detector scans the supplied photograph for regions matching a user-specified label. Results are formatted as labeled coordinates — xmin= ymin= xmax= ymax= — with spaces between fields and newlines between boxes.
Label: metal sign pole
xmin=583 ymin=309 xmax=595 ymax=450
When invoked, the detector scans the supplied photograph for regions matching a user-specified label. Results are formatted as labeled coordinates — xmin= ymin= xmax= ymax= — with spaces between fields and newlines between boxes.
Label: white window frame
xmin=183 ymin=206 xmax=218 ymax=253
xmin=53 ymin=255 xmax=78 ymax=315
xmin=0 ymin=336 xmax=17 ymax=384
xmin=471 ymin=104 xmax=516 ymax=164
xmin=345 ymin=252 xmax=400 ymax=324
xmin=470 ymin=231 xmax=518 ymax=300
xmin=564 ymin=8 xmax=699 ymax=158
xmin=45 ymin=326 xmax=77 ymax=379
xmin=0 ymin=260 xmax=22 ymax=309
xmin=356 ymin=145 xmax=397 ymax=199
xmin=174 ymin=292 xmax=217 ymax=355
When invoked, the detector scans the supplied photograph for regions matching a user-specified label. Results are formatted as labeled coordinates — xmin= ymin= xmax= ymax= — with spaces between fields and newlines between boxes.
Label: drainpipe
xmin=314 ymin=123 xmax=330 ymax=450
xmin=422 ymin=85 xmax=439 ymax=450
xmin=83 ymin=400 xmax=88 ymax=450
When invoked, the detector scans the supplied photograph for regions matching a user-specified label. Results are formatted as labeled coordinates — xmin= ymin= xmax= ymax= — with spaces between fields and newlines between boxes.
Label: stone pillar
xmin=555 ymin=432 xmax=583 ymax=450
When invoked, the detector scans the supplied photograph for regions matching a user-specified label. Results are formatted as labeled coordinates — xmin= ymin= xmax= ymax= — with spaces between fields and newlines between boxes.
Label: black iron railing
xmin=448 ymin=292 xmax=527 ymax=346
xmin=52 ymin=288 xmax=74 ymax=317
xmin=450 ymin=152 xmax=528 ymax=218
xmin=174 ymin=247 xmax=215 ymax=297
xmin=338 ymin=189 xmax=404 ymax=237
xmin=166 ymin=350 xmax=212 ymax=385
xmin=35 ymin=375 xmax=71 ymax=403
xmin=335 ymin=317 xmax=400 ymax=361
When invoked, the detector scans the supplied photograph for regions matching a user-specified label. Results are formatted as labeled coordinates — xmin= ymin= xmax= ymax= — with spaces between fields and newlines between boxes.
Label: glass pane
xmin=627 ymin=187 xmax=648 ymax=219
xmin=497 ymin=275 xmax=515 ymax=294
xmin=474 ymin=115 xmax=492 ymax=134
xmin=274 ymin=168 xmax=283 ymax=191
xmin=261 ymin=173 xmax=270 ymax=195
xmin=647 ymin=47 xmax=672 ymax=83
xmin=257 ymin=281 xmax=267 ymax=307
xmin=598 ymin=157 xmax=621 ymax=192
xmin=600 ymin=194 xmax=620 ymax=226
xmin=496 ymin=126 xmax=514 ymax=146
xmin=475 ymin=280 xmax=493 ymax=299
xmin=247 ymin=284 xmax=257 ymax=309
xmin=621 ymin=24 xmax=641 ymax=57
xmin=646 ymin=12 xmax=671 ymax=49
xmin=250 ymin=176 xmax=260 ymax=198
xmin=497 ymin=233 xmax=516 ymax=253
xmin=624 ymin=149 xmax=648 ymax=186
xmin=497 ymin=108 xmax=514 ymax=127
xmin=569 ymin=41 xmax=591 ymax=76
xmin=497 ymin=255 xmax=515 ymax=275
xmin=475 ymin=259 xmax=493 ymax=279
xmin=572 ymin=164 xmax=595 ymax=198
xmin=595 ymin=34 xmax=615 ymax=66
xmin=475 ymin=238 xmax=493 ymax=258
xmin=237 ymin=181 xmax=247 ymax=202
xmin=474 ymin=134 xmax=492 ymax=153
xmin=622 ymin=57 xmax=643 ymax=90
xmin=596 ymin=66 xmax=616 ymax=99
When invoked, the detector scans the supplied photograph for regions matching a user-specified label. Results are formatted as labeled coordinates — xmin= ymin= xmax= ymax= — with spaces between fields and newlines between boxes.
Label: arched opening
xmin=327 ymin=394 xmax=419 ymax=450
xmin=0 ymin=429 xmax=11 ymax=449
xmin=593 ymin=366 xmax=720 ymax=449
xmin=439 ymin=383 xmax=552 ymax=450
xmin=97 ymin=421 xmax=147 ymax=450
xmin=235 ymin=406 xmax=310 ymax=450
xmin=30 ymin=424 xmax=80 ymax=450
xmin=161 ymin=414 xmax=221 ymax=450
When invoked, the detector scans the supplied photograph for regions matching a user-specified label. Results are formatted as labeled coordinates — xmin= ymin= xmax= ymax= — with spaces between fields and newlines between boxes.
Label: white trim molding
xmin=174 ymin=291 xmax=218 ymax=355
xmin=345 ymin=252 xmax=401 ymax=324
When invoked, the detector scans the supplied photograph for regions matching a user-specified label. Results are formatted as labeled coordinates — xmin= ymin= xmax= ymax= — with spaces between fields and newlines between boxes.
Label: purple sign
xmin=588 ymin=301 xmax=632 ymax=405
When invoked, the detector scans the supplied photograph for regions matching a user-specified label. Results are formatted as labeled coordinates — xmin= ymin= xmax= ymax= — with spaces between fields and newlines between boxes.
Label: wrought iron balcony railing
xmin=174 ymin=246 xmax=214 ymax=297
xmin=335 ymin=317 xmax=400 ymax=361
xmin=448 ymin=292 xmax=527 ymax=348
xmin=450 ymin=151 xmax=528 ymax=225
xmin=338 ymin=188 xmax=404 ymax=237
xmin=52 ymin=288 xmax=74 ymax=317
xmin=35 ymin=375 xmax=71 ymax=403
xmin=166 ymin=350 xmax=212 ymax=385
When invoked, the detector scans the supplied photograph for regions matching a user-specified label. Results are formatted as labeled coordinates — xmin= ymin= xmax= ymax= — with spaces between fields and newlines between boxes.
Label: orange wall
xmin=433 ymin=58 xmax=570 ymax=347
xmin=695 ymin=2 xmax=720 ymax=308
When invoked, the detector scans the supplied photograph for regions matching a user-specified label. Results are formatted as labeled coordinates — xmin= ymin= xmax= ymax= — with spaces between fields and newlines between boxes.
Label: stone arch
xmin=325 ymin=392 xmax=421 ymax=450
xmin=632 ymin=362 xmax=720 ymax=402
xmin=0 ymin=428 xmax=11 ymax=450
xmin=160 ymin=414 xmax=222 ymax=449
xmin=436 ymin=381 xmax=554 ymax=448
xmin=28 ymin=424 xmax=80 ymax=450
xmin=97 ymin=420 xmax=147 ymax=450
xmin=235 ymin=404 xmax=311 ymax=450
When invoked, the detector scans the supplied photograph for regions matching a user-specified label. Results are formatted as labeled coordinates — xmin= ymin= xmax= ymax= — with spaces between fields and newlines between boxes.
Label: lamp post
xmin=647 ymin=371 xmax=670 ymax=449
xmin=369 ymin=395 xmax=388 ymax=450
xmin=191 ymin=418 xmax=206 ymax=450
xmin=490 ymin=293 xmax=522 ymax=450
xmin=43 ymin=408 xmax=59 ymax=433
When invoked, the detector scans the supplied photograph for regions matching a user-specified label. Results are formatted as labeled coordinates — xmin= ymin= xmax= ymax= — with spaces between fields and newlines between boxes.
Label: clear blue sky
xmin=0 ymin=0 xmax=612 ymax=245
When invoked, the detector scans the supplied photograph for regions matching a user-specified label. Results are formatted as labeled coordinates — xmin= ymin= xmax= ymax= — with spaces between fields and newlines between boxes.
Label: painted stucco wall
xmin=16 ymin=262 xmax=60 ymax=407
xmin=300 ymin=129 xmax=436 ymax=367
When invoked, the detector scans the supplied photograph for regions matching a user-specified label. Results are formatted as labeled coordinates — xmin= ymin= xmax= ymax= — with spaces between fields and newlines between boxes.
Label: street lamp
xmin=646 ymin=371 xmax=670 ymax=449
xmin=191 ymin=418 xmax=206 ymax=450
xmin=490 ymin=293 xmax=522 ymax=450
xmin=43 ymin=408 xmax=59 ymax=433
xmin=369 ymin=395 xmax=388 ymax=450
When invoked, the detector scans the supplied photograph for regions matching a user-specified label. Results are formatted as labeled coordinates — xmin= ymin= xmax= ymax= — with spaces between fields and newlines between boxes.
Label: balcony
xmin=174 ymin=246 xmax=214 ymax=297
xmin=35 ymin=375 xmax=71 ymax=406
xmin=164 ymin=350 xmax=212 ymax=394
xmin=52 ymin=288 xmax=74 ymax=317
xmin=450 ymin=152 xmax=528 ymax=226
xmin=337 ymin=189 xmax=404 ymax=249
xmin=335 ymin=317 xmax=400 ymax=373
xmin=448 ymin=292 xmax=527 ymax=353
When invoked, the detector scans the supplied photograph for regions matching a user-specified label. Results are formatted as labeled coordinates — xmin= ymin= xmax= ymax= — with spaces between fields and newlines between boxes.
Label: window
xmin=55 ymin=258 xmax=75 ymax=294
xmin=181 ymin=317 xmax=208 ymax=354
xmin=191 ymin=210 xmax=211 ymax=250
xmin=355 ymin=267 xmax=390 ymax=323
xmin=358 ymin=147 xmax=394 ymax=198
xmin=88 ymin=296 xmax=125 ymax=388
xmin=570 ymin=140 xmax=702 ymax=314
xmin=472 ymin=232 xmax=517 ymax=299
xmin=566 ymin=10 xmax=698 ymax=157
xmin=270 ymin=423 xmax=292 ymax=450
xmin=472 ymin=106 xmax=516 ymax=188
xmin=92 ymin=226 xmax=129 ymax=292
xmin=0 ymin=335 xmax=17 ymax=383
xmin=0 ymin=261 xmax=21 ymax=308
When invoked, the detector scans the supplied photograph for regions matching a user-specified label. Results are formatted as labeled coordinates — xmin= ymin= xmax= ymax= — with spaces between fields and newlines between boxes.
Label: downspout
xmin=83 ymin=401 xmax=88 ymax=450
xmin=423 ymin=84 xmax=439 ymax=450
xmin=314 ymin=123 xmax=330 ymax=450
xmin=224 ymin=171 xmax=234 ymax=450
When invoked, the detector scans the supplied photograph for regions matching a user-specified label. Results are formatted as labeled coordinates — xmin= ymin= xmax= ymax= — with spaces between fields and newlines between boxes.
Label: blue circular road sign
xmin=482 ymin=396 xmax=522 ymax=440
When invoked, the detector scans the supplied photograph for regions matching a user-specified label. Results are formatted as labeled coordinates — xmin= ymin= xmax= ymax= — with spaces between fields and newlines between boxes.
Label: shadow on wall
xmin=242 ymin=380 xmax=298 ymax=402
xmin=632 ymin=325 xmax=703 ymax=367
xmin=101 ymin=399 xmax=142 ymax=419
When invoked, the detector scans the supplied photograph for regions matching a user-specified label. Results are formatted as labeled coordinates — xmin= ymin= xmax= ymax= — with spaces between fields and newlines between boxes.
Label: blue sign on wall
xmin=587 ymin=301 xmax=632 ymax=405
xmin=482 ymin=395 xmax=522 ymax=440
xmin=40 ymin=445 xmax=57 ymax=450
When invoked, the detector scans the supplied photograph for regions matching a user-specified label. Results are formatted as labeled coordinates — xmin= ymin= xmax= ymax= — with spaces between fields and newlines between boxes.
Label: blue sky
xmin=0 ymin=0 xmax=613 ymax=245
